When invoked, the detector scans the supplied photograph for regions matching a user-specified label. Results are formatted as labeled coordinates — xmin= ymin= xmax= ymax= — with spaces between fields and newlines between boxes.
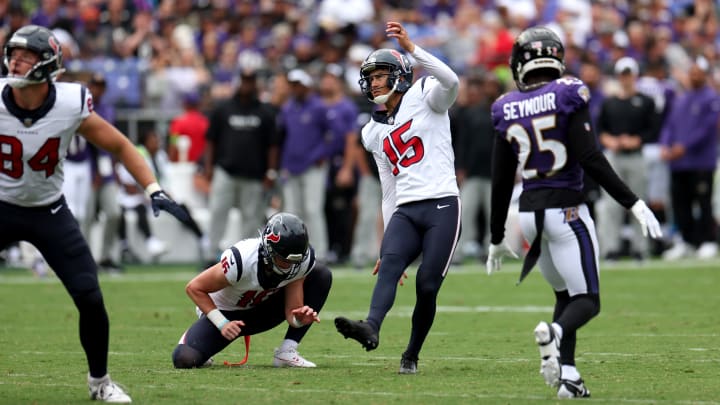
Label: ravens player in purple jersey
xmin=486 ymin=27 xmax=662 ymax=398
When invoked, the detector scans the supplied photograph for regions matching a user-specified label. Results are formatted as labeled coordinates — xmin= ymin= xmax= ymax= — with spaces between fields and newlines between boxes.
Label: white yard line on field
xmin=1 ymin=256 xmax=719 ymax=285
xmin=0 ymin=380 xmax=717 ymax=404
xmin=322 ymin=305 xmax=554 ymax=320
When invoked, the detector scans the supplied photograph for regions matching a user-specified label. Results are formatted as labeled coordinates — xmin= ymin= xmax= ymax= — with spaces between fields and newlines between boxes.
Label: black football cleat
xmin=557 ymin=378 xmax=591 ymax=398
xmin=334 ymin=317 xmax=379 ymax=351
xmin=398 ymin=352 xmax=418 ymax=374
xmin=98 ymin=259 xmax=124 ymax=273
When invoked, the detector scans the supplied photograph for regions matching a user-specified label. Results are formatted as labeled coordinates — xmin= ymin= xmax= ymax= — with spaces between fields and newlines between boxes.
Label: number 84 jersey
xmin=0 ymin=81 xmax=93 ymax=207
xmin=360 ymin=77 xmax=459 ymax=208
xmin=491 ymin=77 xmax=590 ymax=193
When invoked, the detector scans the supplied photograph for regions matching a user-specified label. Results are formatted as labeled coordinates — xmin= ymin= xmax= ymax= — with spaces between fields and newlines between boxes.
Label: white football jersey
xmin=209 ymin=238 xmax=314 ymax=311
xmin=361 ymin=75 xmax=459 ymax=210
xmin=0 ymin=80 xmax=93 ymax=207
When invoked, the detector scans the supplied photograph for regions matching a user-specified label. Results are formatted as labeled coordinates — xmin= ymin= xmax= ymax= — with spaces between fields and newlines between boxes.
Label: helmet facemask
xmin=358 ymin=49 xmax=413 ymax=104
xmin=359 ymin=66 xmax=401 ymax=105
xmin=3 ymin=25 xmax=65 ymax=89
xmin=260 ymin=213 xmax=310 ymax=280
xmin=261 ymin=238 xmax=308 ymax=279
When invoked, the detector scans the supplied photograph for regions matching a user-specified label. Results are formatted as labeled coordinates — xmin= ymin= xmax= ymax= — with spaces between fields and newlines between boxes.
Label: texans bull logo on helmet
xmin=264 ymin=218 xmax=282 ymax=244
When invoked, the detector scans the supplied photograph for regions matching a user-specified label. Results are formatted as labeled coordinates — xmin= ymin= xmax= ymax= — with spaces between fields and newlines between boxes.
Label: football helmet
xmin=358 ymin=48 xmax=413 ymax=104
xmin=3 ymin=25 xmax=65 ymax=88
xmin=509 ymin=26 xmax=565 ymax=90
xmin=261 ymin=212 xmax=310 ymax=279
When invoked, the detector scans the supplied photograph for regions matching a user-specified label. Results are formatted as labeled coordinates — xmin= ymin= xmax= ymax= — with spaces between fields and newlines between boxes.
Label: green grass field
xmin=1 ymin=259 xmax=718 ymax=404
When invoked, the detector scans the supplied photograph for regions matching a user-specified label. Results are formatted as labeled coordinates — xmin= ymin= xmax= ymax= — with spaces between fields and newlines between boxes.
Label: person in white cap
xmin=277 ymin=68 xmax=334 ymax=263
xmin=595 ymin=56 xmax=657 ymax=261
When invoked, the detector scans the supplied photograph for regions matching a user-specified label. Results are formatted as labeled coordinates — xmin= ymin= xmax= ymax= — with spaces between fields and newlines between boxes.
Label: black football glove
xmin=149 ymin=190 xmax=193 ymax=227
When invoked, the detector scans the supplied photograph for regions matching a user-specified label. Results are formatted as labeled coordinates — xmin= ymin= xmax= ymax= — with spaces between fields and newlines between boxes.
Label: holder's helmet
xmin=261 ymin=212 xmax=310 ymax=279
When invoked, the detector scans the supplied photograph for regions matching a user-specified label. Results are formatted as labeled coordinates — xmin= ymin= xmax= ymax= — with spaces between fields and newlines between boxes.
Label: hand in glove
xmin=630 ymin=200 xmax=663 ymax=239
xmin=146 ymin=183 xmax=193 ymax=226
xmin=485 ymin=240 xmax=519 ymax=275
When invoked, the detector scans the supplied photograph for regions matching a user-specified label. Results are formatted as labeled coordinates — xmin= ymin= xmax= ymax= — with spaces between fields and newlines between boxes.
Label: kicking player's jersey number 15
xmin=382 ymin=119 xmax=424 ymax=176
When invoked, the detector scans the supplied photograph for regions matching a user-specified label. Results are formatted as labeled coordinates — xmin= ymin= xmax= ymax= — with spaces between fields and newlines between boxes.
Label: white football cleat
xmin=534 ymin=321 xmax=561 ymax=387
xmin=272 ymin=347 xmax=316 ymax=368
xmin=557 ymin=378 xmax=591 ymax=398
xmin=696 ymin=242 xmax=718 ymax=260
xmin=88 ymin=375 xmax=132 ymax=403
xmin=662 ymin=241 xmax=691 ymax=260
xmin=146 ymin=237 xmax=168 ymax=259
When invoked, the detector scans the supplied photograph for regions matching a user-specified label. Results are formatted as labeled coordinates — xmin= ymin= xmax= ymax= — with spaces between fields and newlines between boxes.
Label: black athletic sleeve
xmin=568 ymin=106 xmax=639 ymax=209
xmin=489 ymin=133 xmax=519 ymax=245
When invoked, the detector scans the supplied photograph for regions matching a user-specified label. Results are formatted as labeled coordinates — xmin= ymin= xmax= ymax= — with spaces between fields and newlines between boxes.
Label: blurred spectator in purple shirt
xmin=278 ymin=68 xmax=332 ymax=261
xmin=319 ymin=64 xmax=359 ymax=263
xmin=660 ymin=57 xmax=720 ymax=260
xmin=30 ymin=0 xmax=63 ymax=28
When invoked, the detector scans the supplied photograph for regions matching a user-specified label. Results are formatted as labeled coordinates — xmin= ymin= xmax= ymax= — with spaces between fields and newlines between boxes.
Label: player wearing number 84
xmin=333 ymin=21 xmax=461 ymax=375
xmin=0 ymin=24 xmax=195 ymax=403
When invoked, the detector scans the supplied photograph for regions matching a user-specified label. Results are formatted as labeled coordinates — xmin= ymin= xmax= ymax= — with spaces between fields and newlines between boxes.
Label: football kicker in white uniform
xmin=334 ymin=21 xmax=461 ymax=375
xmin=172 ymin=212 xmax=332 ymax=369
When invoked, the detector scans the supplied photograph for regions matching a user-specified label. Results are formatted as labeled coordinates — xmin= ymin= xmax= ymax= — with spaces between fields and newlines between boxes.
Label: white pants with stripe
xmin=519 ymin=204 xmax=600 ymax=296
xmin=281 ymin=163 xmax=329 ymax=260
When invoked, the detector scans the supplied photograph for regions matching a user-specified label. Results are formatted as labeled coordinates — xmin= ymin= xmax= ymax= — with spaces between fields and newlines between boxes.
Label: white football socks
xmin=551 ymin=322 xmax=563 ymax=341
xmin=279 ymin=339 xmax=298 ymax=351
xmin=561 ymin=365 xmax=580 ymax=381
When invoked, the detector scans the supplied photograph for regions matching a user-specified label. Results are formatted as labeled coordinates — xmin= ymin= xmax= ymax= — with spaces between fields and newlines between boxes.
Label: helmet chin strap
xmin=6 ymin=68 xmax=64 ymax=89
xmin=6 ymin=76 xmax=39 ymax=88
xmin=370 ymin=81 xmax=398 ymax=105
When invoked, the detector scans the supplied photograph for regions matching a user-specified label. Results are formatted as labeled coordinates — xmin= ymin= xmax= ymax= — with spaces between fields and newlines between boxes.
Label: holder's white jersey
xmin=360 ymin=46 xmax=459 ymax=228
xmin=209 ymin=237 xmax=314 ymax=311
xmin=0 ymin=80 xmax=93 ymax=207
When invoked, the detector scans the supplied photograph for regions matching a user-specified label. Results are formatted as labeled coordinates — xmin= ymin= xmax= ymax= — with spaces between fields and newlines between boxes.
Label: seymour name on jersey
xmin=502 ymin=92 xmax=557 ymax=120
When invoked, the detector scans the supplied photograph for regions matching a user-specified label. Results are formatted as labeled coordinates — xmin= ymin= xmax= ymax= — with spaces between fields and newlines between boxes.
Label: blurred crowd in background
xmin=2 ymin=0 xmax=720 ymax=271
xmin=2 ymin=1 xmax=717 ymax=113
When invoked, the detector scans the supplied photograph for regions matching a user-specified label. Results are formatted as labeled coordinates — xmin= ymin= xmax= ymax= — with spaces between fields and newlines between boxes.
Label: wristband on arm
xmin=207 ymin=308 xmax=229 ymax=330
xmin=291 ymin=315 xmax=304 ymax=328
xmin=144 ymin=181 xmax=162 ymax=198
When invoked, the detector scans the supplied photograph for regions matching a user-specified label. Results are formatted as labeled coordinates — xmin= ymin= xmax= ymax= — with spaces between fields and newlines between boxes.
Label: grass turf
xmin=0 ymin=259 xmax=718 ymax=404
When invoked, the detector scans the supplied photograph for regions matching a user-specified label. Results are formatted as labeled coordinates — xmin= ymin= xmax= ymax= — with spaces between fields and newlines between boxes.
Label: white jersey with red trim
xmin=360 ymin=45 xmax=459 ymax=228
xmin=0 ymin=80 xmax=93 ymax=207
xmin=209 ymin=237 xmax=314 ymax=311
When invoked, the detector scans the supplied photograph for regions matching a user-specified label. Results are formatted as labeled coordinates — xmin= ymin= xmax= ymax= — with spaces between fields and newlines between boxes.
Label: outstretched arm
xmin=79 ymin=112 xmax=194 ymax=226
xmin=79 ymin=112 xmax=156 ymax=188
xmin=567 ymin=106 xmax=638 ymax=208
xmin=569 ymin=106 xmax=662 ymax=238
xmin=488 ymin=134 xmax=519 ymax=245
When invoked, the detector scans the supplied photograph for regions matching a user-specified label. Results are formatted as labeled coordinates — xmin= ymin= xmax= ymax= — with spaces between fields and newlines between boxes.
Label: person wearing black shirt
xmin=204 ymin=70 xmax=279 ymax=263
xmin=596 ymin=57 xmax=656 ymax=260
